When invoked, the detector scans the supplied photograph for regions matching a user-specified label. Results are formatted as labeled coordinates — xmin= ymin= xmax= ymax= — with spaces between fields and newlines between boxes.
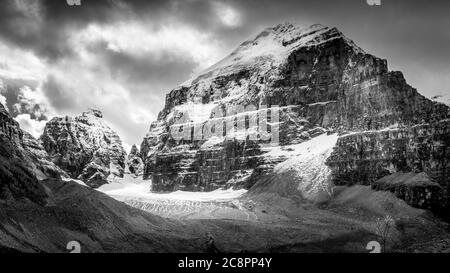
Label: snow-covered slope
xmin=248 ymin=133 xmax=338 ymax=203
xmin=98 ymin=174 xmax=246 ymax=201
xmin=161 ymin=23 xmax=365 ymax=122
xmin=97 ymin=174 xmax=248 ymax=219
xmin=182 ymin=23 xmax=364 ymax=89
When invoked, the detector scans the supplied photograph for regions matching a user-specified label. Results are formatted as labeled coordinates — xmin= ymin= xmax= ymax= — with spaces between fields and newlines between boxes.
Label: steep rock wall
xmin=41 ymin=109 xmax=126 ymax=188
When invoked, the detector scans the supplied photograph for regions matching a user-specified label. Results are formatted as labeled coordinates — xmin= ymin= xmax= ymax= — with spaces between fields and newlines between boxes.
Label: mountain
xmin=126 ymin=144 xmax=144 ymax=177
xmin=0 ymin=102 xmax=208 ymax=252
xmin=140 ymin=23 xmax=449 ymax=213
xmin=2 ymin=22 xmax=450 ymax=252
xmin=0 ymin=103 xmax=66 ymax=186
xmin=40 ymin=109 xmax=127 ymax=188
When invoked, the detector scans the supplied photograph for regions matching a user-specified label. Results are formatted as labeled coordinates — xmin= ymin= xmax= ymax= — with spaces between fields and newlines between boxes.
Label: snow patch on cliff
xmin=266 ymin=133 xmax=338 ymax=202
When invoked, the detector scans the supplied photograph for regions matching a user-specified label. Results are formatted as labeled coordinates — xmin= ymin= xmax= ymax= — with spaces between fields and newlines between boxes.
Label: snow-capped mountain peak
xmin=182 ymin=23 xmax=364 ymax=89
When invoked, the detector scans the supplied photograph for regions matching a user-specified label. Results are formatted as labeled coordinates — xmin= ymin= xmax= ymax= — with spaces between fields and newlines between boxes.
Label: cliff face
xmin=127 ymin=144 xmax=144 ymax=177
xmin=140 ymin=23 xmax=449 ymax=209
xmin=327 ymin=119 xmax=449 ymax=208
xmin=371 ymin=172 xmax=443 ymax=210
xmin=0 ymin=102 xmax=64 ymax=205
xmin=0 ymin=103 xmax=22 ymax=146
xmin=40 ymin=109 xmax=126 ymax=188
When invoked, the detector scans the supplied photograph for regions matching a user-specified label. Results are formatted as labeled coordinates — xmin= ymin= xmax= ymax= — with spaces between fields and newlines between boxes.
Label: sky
xmin=0 ymin=0 xmax=449 ymax=151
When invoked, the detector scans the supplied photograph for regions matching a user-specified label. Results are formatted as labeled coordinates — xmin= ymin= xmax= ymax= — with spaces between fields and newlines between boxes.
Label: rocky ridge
xmin=0 ymin=103 xmax=66 ymax=184
xmin=40 ymin=109 xmax=127 ymax=188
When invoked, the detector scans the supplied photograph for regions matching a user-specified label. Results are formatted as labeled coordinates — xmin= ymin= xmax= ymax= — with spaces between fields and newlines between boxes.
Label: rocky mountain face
xmin=0 ymin=102 xmax=214 ymax=253
xmin=326 ymin=120 xmax=449 ymax=210
xmin=40 ymin=109 xmax=127 ymax=188
xmin=140 ymin=23 xmax=449 ymax=213
xmin=1 ymin=101 xmax=69 ymax=207
xmin=0 ymin=103 xmax=66 ymax=186
xmin=371 ymin=172 xmax=443 ymax=210
xmin=0 ymin=124 xmax=48 ymax=206
xmin=127 ymin=144 xmax=144 ymax=177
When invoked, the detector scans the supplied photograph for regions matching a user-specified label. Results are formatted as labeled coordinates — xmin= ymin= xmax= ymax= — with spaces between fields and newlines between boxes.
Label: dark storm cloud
xmin=0 ymin=0 xmax=222 ymax=61
xmin=41 ymin=75 xmax=78 ymax=112
xmin=97 ymin=46 xmax=197 ymax=87
xmin=1 ymin=0 xmax=449 ymax=73
xmin=0 ymin=0 xmax=449 ymax=144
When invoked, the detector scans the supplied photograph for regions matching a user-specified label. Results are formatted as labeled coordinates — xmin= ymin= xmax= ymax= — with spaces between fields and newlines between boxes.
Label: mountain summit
xmin=188 ymin=23 xmax=364 ymax=84
xmin=140 ymin=23 xmax=449 ymax=213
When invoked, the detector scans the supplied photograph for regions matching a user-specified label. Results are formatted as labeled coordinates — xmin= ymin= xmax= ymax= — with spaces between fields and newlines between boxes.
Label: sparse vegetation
xmin=375 ymin=215 xmax=395 ymax=252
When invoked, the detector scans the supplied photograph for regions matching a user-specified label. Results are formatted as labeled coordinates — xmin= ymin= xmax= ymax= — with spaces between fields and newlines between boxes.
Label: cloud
xmin=74 ymin=21 xmax=224 ymax=69
xmin=13 ymin=85 xmax=50 ymax=120
xmin=0 ymin=42 xmax=46 ymax=81
xmin=14 ymin=113 xmax=47 ymax=138
xmin=212 ymin=1 xmax=242 ymax=28
xmin=0 ymin=0 xmax=449 ymax=147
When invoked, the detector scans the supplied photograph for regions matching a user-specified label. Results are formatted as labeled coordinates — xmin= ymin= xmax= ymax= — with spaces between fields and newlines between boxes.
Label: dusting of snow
xmin=340 ymin=125 xmax=403 ymax=137
xmin=62 ymin=177 xmax=88 ymax=187
xmin=181 ymin=23 xmax=364 ymax=89
xmin=308 ymin=100 xmax=336 ymax=106
xmin=201 ymin=136 xmax=224 ymax=148
xmin=360 ymin=78 xmax=380 ymax=89
xmin=169 ymin=23 xmax=364 ymax=128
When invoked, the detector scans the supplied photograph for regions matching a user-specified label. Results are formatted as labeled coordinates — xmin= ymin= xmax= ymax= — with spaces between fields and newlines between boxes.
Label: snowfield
xmin=98 ymin=134 xmax=338 ymax=218
xmin=97 ymin=175 xmax=250 ymax=219
xmin=258 ymin=133 xmax=339 ymax=202
xmin=98 ymin=176 xmax=246 ymax=201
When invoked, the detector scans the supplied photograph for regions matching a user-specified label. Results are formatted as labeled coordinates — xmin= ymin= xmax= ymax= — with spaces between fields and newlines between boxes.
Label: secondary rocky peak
xmin=83 ymin=108 xmax=103 ymax=118
xmin=127 ymin=144 xmax=144 ymax=177
xmin=0 ymin=102 xmax=8 ymax=115
xmin=129 ymin=144 xmax=140 ymax=157
xmin=41 ymin=109 xmax=126 ymax=188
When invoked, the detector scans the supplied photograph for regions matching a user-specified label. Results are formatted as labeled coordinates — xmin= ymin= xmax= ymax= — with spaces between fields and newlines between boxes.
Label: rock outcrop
xmin=326 ymin=119 xmax=449 ymax=209
xmin=40 ymin=109 xmax=126 ymax=188
xmin=0 ymin=103 xmax=66 ymax=183
xmin=372 ymin=172 xmax=443 ymax=210
xmin=127 ymin=144 xmax=144 ymax=177
xmin=140 ymin=21 xmax=450 ymax=206
xmin=0 ymin=102 xmax=64 ymax=205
